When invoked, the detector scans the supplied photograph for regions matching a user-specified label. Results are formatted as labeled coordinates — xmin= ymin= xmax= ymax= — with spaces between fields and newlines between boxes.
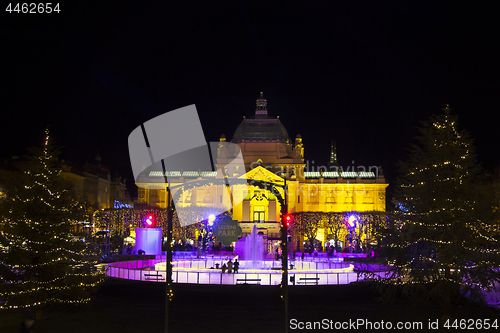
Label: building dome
xmin=231 ymin=92 xmax=291 ymax=143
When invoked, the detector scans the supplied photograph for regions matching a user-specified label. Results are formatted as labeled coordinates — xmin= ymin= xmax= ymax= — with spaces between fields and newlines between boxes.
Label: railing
xmin=105 ymin=254 xmax=390 ymax=286
xmin=105 ymin=265 xmax=381 ymax=285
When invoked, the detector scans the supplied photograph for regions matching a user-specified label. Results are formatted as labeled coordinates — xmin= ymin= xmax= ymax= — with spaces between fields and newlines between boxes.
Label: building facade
xmin=60 ymin=154 xmax=132 ymax=211
xmin=0 ymin=154 xmax=132 ymax=212
xmin=136 ymin=93 xmax=388 ymax=251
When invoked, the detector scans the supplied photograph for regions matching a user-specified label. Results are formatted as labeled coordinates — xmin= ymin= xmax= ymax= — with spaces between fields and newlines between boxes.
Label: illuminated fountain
xmin=238 ymin=224 xmax=264 ymax=269
xmin=107 ymin=253 xmax=359 ymax=285
xmin=107 ymin=221 xmax=361 ymax=285
xmin=105 ymin=214 xmax=382 ymax=285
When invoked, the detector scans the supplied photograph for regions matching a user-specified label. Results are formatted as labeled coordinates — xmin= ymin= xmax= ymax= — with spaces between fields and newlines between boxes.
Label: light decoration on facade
xmin=114 ymin=200 xmax=133 ymax=209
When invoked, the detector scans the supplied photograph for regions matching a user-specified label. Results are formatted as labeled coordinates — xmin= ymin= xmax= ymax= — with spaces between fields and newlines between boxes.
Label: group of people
xmin=221 ymin=258 xmax=239 ymax=274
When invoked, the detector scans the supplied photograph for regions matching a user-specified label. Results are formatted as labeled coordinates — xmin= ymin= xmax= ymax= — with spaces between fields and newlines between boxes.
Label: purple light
xmin=348 ymin=215 xmax=357 ymax=227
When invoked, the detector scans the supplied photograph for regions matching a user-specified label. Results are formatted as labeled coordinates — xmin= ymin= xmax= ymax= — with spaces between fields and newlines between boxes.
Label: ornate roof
xmin=231 ymin=92 xmax=291 ymax=143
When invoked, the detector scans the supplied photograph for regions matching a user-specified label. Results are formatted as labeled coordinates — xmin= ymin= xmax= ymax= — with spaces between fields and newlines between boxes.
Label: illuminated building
xmin=0 ymin=154 xmax=131 ymax=211
xmin=59 ymin=153 xmax=132 ymax=210
xmin=136 ymin=93 xmax=388 ymax=251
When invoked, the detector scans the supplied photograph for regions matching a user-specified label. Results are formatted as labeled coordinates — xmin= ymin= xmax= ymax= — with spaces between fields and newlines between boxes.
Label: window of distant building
xmin=253 ymin=211 xmax=264 ymax=222
xmin=253 ymin=206 xmax=265 ymax=222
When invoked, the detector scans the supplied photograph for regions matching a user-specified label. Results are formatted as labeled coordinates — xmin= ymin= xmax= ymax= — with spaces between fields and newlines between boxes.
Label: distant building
xmin=0 ymin=153 xmax=132 ymax=211
xmin=136 ymin=93 xmax=388 ymax=251
xmin=60 ymin=153 xmax=132 ymax=210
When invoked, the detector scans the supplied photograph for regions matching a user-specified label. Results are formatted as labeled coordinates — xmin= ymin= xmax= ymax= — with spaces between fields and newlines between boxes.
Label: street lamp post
xmin=164 ymin=185 xmax=174 ymax=333
xmin=279 ymin=175 xmax=289 ymax=333
xmin=244 ymin=175 xmax=288 ymax=333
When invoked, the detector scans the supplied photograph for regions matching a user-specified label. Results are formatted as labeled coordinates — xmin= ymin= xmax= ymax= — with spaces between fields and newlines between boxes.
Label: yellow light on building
xmin=134 ymin=93 xmax=388 ymax=252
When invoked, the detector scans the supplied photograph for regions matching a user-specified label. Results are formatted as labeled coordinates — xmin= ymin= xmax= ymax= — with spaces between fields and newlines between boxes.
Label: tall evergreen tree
xmin=379 ymin=105 xmax=500 ymax=316
xmin=0 ymin=129 xmax=103 ymax=311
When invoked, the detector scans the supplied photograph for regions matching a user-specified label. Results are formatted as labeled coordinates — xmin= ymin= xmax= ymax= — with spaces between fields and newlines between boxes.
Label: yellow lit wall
xmin=134 ymin=94 xmax=388 ymax=248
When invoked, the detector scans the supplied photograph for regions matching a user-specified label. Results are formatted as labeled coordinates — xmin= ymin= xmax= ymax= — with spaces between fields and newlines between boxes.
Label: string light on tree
xmin=0 ymin=129 xmax=104 ymax=311
xmin=369 ymin=105 xmax=500 ymax=316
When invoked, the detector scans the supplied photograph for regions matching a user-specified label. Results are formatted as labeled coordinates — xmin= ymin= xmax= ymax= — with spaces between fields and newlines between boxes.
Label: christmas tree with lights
xmin=380 ymin=105 xmax=500 ymax=316
xmin=0 ymin=129 xmax=103 ymax=311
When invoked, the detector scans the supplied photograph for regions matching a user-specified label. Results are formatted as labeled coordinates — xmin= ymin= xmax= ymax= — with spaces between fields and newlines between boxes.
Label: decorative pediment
xmin=239 ymin=166 xmax=285 ymax=185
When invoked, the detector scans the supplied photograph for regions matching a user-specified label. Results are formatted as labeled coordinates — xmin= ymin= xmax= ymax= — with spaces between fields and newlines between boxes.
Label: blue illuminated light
xmin=208 ymin=214 xmax=216 ymax=226
xmin=114 ymin=200 xmax=133 ymax=209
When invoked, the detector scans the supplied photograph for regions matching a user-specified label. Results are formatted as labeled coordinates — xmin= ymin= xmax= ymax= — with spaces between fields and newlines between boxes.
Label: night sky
xmin=2 ymin=1 xmax=500 ymax=198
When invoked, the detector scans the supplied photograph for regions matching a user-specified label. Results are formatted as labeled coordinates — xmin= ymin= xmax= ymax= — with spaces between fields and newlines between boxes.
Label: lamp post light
xmin=198 ymin=215 xmax=216 ymax=253
xmin=347 ymin=215 xmax=357 ymax=253
xmin=208 ymin=214 xmax=216 ymax=226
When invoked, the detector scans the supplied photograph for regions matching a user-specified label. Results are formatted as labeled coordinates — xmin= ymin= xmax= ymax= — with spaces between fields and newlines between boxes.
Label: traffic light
xmin=145 ymin=215 xmax=154 ymax=227
xmin=285 ymin=215 xmax=292 ymax=227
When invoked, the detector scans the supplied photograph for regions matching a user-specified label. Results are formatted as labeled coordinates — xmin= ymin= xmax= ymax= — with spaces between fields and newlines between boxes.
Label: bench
xmin=144 ymin=272 xmax=165 ymax=281
xmin=236 ymin=278 xmax=261 ymax=285
xmin=297 ymin=277 xmax=319 ymax=285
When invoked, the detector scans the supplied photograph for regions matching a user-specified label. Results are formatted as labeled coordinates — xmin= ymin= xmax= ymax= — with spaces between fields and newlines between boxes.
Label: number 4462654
xmin=443 ymin=319 xmax=498 ymax=330
xmin=6 ymin=3 xmax=60 ymax=13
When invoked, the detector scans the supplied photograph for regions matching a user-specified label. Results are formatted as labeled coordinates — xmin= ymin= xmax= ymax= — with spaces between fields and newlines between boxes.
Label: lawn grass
xmin=1 ymin=277 xmax=498 ymax=332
